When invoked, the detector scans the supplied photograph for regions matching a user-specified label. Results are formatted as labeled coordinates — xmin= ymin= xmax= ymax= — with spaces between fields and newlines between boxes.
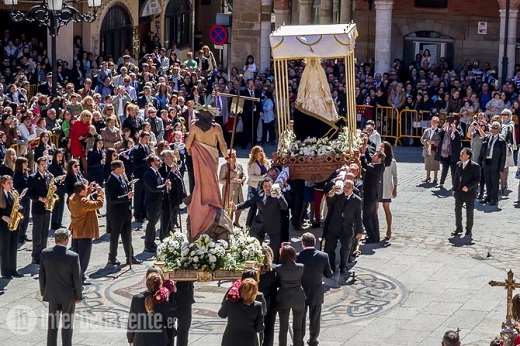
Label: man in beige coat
xmin=68 ymin=182 xmax=104 ymax=285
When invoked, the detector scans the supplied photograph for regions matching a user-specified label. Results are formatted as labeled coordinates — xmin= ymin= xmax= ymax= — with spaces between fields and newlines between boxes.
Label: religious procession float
xmin=156 ymin=23 xmax=361 ymax=280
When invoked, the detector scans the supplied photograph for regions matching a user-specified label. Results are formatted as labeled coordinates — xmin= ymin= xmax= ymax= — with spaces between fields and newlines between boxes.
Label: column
xmin=274 ymin=0 xmax=291 ymax=27
xmin=49 ymin=23 xmax=74 ymax=66
xmin=321 ymin=0 xmax=333 ymax=24
xmin=260 ymin=0 xmax=272 ymax=73
xmin=340 ymin=0 xmax=353 ymax=23
xmin=498 ymin=7 xmax=519 ymax=81
xmin=298 ymin=0 xmax=314 ymax=25
xmin=374 ymin=0 xmax=394 ymax=74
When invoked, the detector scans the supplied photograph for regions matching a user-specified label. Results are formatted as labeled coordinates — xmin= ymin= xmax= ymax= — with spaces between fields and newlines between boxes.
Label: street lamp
xmin=4 ymin=0 xmax=102 ymax=97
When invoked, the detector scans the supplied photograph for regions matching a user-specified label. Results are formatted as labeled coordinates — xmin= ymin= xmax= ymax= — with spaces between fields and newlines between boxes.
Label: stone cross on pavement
xmin=489 ymin=269 xmax=520 ymax=320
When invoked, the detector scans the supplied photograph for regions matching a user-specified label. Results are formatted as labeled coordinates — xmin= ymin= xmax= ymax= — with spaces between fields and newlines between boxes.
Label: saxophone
xmin=44 ymin=175 xmax=61 ymax=212
xmin=8 ymin=188 xmax=27 ymax=231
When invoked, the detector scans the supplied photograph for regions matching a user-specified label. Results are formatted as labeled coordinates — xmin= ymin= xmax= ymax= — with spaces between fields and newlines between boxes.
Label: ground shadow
xmin=93 ymin=233 xmax=111 ymax=244
xmin=88 ymin=265 xmax=123 ymax=279
xmin=448 ymin=235 xmax=475 ymax=247
xmin=18 ymin=263 xmax=40 ymax=276
xmin=431 ymin=188 xmax=452 ymax=199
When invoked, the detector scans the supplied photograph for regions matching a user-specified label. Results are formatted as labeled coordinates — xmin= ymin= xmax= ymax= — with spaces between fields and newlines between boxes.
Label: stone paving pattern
xmin=0 ymin=146 xmax=518 ymax=345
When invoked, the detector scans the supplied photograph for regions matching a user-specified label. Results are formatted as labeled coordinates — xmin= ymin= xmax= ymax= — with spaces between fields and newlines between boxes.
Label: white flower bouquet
xmin=157 ymin=231 xmax=190 ymax=270
xmin=227 ymin=228 xmax=264 ymax=268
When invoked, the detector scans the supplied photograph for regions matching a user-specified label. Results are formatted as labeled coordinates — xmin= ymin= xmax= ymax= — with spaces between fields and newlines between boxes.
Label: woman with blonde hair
xmin=81 ymin=96 xmax=98 ymax=113
xmin=0 ymin=148 xmax=16 ymax=176
xmin=127 ymin=272 xmax=170 ymax=346
xmin=0 ymin=175 xmax=20 ymax=278
xmin=219 ymin=278 xmax=264 ymax=346
xmin=246 ymin=145 xmax=269 ymax=226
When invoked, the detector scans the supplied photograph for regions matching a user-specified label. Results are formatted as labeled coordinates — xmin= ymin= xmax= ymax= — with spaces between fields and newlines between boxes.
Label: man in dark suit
xmin=325 ymin=179 xmax=364 ymax=273
xmin=39 ymin=229 xmax=82 ymax=346
xmin=38 ymin=73 xmax=53 ymax=95
xmin=130 ymin=131 xmax=151 ymax=222
xmin=105 ymin=160 xmax=141 ymax=265
xmin=452 ymin=148 xmax=480 ymax=236
xmin=143 ymin=154 xmax=170 ymax=252
xmin=210 ymin=86 xmax=230 ymax=144
xmin=137 ymin=85 xmax=159 ymax=109
xmin=296 ymin=233 xmax=333 ymax=346
xmin=479 ymin=121 xmax=506 ymax=206
xmin=159 ymin=150 xmax=186 ymax=240
xmin=236 ymin=177 xmax=288 ymax=263
xmin=27 ymin=157 xmax=55 ymax=265
xmin=360 ymin=145 xmax=386 ymax=243
xmin=240 ymin=79 xmax=263 ymax=148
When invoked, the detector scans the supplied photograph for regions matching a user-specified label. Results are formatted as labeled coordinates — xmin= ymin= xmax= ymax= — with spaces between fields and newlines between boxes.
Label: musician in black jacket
xmin=64 ymin=159 xmax=86 ymax=198
xmin=296 ymin=233 xmax=333 ymax=346
xmin=13 ymin=157 xmax=30 ymax=243
xmin=0 ymin=175 xmax=21 ymax=278
xmin=105 ymin=160 xmax=141 ymax=265
xmin=130 ymin=132 xmax=152 ymax=222
xmin=159 ymin=150 xmax=186 ymax=240
xmin=143 ymin=154 xmax=170 ymax=253
xmin=48 ymin=150 xmax=66 ymax=230
xmin=235 ymin=177 xmax=288 ymax=263
xmin=27 ymin=157 xmax=56 ymax=265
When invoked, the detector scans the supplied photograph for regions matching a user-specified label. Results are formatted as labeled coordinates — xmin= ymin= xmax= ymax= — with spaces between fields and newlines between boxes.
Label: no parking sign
xmin=209 ymin=25 xmax=229 ymax=45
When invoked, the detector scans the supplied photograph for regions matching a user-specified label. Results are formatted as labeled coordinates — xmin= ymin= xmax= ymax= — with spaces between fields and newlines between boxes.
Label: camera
xmin=446 ymin=116 xmax=455 ymax=124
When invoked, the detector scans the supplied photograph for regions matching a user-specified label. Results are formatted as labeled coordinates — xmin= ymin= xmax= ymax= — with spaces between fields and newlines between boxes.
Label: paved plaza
xmin=0 ymin=146 xmax=518 ymax=345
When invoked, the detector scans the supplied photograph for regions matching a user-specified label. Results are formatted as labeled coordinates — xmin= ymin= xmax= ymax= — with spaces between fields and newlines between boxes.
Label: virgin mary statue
xmin=295 ymin=58 xmax=339 ymax=124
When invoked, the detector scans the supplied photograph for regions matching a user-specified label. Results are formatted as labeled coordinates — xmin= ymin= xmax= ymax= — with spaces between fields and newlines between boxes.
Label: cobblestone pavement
xmin=0 ymin=145 xmax=518 ymax=345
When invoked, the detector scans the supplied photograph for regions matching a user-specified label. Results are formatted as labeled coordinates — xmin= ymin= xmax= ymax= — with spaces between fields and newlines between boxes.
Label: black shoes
xmin=127 ymin=257 xmax=143 ymax=265
xmin=107 ymin=258 xmax=121 ymax=266
xmin=451 ymin=229 xmax=463 ymax=236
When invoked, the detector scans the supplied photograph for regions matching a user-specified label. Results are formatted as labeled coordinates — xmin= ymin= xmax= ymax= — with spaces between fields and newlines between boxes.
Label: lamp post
xmin=3 ymin=0 xmax=101 ymax=97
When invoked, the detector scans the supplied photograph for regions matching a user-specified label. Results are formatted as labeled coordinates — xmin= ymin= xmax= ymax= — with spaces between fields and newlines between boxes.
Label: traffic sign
xmin=209 ymin=25 xmax=228 ymax=45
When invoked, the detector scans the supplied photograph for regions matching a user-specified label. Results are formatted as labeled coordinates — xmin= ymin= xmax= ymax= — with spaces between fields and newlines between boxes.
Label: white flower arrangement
xmin=157 ymin=230 xmax=263 ymax=272
xmin=278 ymin=127 xmax=362 ymax=157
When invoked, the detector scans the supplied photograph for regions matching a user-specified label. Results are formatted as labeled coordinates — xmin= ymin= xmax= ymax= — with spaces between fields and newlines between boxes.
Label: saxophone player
xmin=27 ymin=157 xmax=56 ymax=265
xmin=0 ymin=175 xmax=21 ymax=278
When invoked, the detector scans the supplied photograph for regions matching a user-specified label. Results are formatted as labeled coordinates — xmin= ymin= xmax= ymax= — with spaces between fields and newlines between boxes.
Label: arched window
xmin=100 ymin=5 xmax=133 ymax=58
xmin=164 ymin=0 xmax=191 ymax=48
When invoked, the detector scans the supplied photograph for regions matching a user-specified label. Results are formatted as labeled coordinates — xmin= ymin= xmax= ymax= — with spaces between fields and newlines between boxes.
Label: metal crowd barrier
xmin=398 ymin=109 xmax=426 ymax=143
xmin=374 ymin=106 xmax=400 ymax=144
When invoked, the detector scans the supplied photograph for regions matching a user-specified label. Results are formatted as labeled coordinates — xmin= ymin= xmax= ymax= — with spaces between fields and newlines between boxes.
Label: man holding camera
xmin=68 ymin=181 xmax=104 ymax=285
xmin=235 ymin=177 xmax=288 ymax=263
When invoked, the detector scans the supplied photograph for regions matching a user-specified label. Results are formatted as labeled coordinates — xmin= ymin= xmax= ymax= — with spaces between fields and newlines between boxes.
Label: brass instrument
xmin=44 ymin=175 xmax=61 ymax=212
xmin=8 ymin=188 xmax=27 ymax=231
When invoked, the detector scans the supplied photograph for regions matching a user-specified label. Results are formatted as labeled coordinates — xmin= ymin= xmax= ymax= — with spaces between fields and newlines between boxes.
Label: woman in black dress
xmin=64 ymin=159 xmax=85 ymax=199
xmin=87 ymin=136 xmax=105 ymax=186
xmin=0 ymin=175 xmax=20 ymax=278
xmin=127 ymin=272 xmax=170 ymax=346
xmin=275 ymin=245 xmax=306 ymax=346
xmin=0 ymin=148 xmax=16 ymax=177
xmin=258 ymin=246 xmax=277 ymax=346
xmin=219 ymin=278 xmax=264 ymax=346
xmin=33 ymin=131 xmax=55 ymax=162
xmin=48 ymin=149 xmax=66 ymax=230
xmin=13 ymin=157 xmax=30 ymax=243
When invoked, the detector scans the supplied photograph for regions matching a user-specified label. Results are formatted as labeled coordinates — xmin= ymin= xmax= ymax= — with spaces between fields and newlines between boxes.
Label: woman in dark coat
xmin=434 ymin=116 xmax=464 ymax=188
xmin=0 ymin=175 xmax=20 ymax=278
xmin=127 ymin=272 xmax=170 ymax=346
xmin=64 ymin=159 xmax=85 ymax=199
xmin=275 ymin=245 xmax=306 ymax=346
xmin=13 ymin=157 xmax=30 ymax=243
xmin=219 ymin=278 xmax=264 ymax=346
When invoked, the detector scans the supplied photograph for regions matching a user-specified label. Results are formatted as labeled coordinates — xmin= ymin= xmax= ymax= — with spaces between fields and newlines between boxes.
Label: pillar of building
xmin=49 ymin=24 xmax=74 ymax=66
xmin=498 ymin=0 xmax=520 ymax=81
xmin=340 ymin=0 xmax=353 ymax=23
xmin=321 ymin=0 xmax=333 ymax=24
xmin=230 ymin=0 xmax=262 ymax=72
xmin=374 ymin=0 xmax=393 ymax=74
xmin=298 ymin=0 xmax=314 ymax=25
xmin=260 ymin=0 xmax=272 ymax=73
xmin=274 ymin=0 xmax=291 ymax=27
